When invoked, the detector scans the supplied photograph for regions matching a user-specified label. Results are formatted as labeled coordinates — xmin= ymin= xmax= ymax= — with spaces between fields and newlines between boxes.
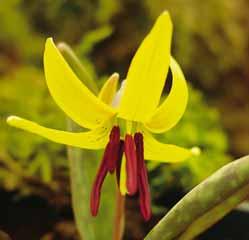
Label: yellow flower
xmin=7 ymin=11 xmax=199 ymax=221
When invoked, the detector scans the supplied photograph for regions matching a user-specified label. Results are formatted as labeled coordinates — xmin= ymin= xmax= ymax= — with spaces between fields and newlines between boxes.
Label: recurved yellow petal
xmin=44 ymin=38 xmax=116 ymax=129
xmin=143 ymin=130 xmax=195 ymax=163
xmin=98 ymin=73 xmax=119 ymax=105
xmin=7 ymin=116 xmax=110 ymax=149
xmin=145 ymin=57 xmax=188 ymax=133
xmin=118 ymin=11 xmax=173 ymax=122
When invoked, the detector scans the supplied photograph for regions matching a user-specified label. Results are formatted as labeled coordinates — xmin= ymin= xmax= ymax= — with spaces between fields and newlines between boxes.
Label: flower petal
xmin=7 ymin=116 xmax=110 ymax=149
xmin=44 ymin=38 xmax=116 ymax=129
xmin=143 ymin=130 xmax=194 ymax=163
xmin=98 ymin=73 xmax=119 ymax=105
xmin=118 ymin=11 xmax=173 ymax=122
xmin=145 ymin=57 xmax=188 ymax=133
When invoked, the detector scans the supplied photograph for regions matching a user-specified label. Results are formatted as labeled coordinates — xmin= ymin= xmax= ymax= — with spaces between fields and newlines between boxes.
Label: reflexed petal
xmin=143 ymin=130 xmax=194 ymax=162
xmin=44 ymin=38 xmax=116 ymax=129
xmin=7 ymin=116 xmax=111 ymax=149
xmin=145 ymin=57 xmax=188 ymax=133
xmin=98 ymin=73 xmax=119 ymax=105
xmin=118 ymin=12 xmax=173 ymax=122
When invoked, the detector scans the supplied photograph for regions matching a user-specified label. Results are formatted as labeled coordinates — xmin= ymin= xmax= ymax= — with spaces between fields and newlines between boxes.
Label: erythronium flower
xmin=7 ymin=11 xmax=199 ymax=221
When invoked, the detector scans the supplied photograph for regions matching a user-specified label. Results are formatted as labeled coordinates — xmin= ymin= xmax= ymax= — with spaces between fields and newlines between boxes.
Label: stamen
xmin=90 ymin=149 xmax=108 ymax=216
xmin=138 ymin=169 xmax=152 ymax=221
xmin=134 ymin=132 xmax=144 ymax=170
xmin=134 ymin=132 xmax=152 ymax=221
xmin=107 ymin=126 xmax=121 ymax=173
xmin=91 ymin=126 xmax=122 ymax=216
xmin=124 ymin=134 xmax=138 ymax=195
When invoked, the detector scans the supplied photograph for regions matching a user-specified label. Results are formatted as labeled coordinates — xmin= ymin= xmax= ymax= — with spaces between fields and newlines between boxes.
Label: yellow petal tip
xmin=6 ymin=116 xmax=21 ymax=126
xmin=46 ymin=37 xmax=53 ymax=43
xmin=112 ymin=72 xmax=119 ymax=79
xmin=109 ymin=72 xmax=119 ymax=85
xmin=161 ymin=10 xmax=170 ymax=17
xmin=158 ymin=10 xmax=172 ymax=25
xmin=45 ymin=38 xmax=55 ymax=52
xmin=191 ymin=147 xmax=201 ymax=156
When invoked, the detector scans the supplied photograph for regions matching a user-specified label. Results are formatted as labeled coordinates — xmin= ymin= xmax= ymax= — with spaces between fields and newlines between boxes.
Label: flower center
xmin=90 ymin=125 xmax=152 ymax=221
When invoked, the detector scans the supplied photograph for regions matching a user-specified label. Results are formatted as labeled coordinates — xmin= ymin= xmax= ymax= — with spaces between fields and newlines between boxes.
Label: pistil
xmin=116 ymin=140 xmax=124 ymax=186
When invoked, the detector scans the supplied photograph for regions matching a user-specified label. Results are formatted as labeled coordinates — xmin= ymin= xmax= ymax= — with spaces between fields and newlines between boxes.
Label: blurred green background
xmin=0 ymin=0 xmax=248 ymax=239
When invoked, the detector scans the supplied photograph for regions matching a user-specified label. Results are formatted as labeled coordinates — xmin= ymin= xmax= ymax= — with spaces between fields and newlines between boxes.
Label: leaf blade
xmin=145 ymin=155 xmax=249 ymax=240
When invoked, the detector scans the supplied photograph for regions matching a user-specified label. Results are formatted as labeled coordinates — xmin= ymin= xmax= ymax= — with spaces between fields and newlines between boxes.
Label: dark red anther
xmin=116 ymin=140 xmax=124 ymax=186
xmin=107 ymin=126 xmax=121 ymax=173
xmin=124 ymin=134 xmax=138 ymax=195
xmin=138 ymin=168 xmax=152 ymax=221
xmin=91 ymin=126 xmax=122 ymax=216
xmin=135 ymin=132 xmax=152 ymax=221
xmin=90 ymin=148 xmax=109 ymax=216
xmin=134 ymin=132 xmax=144 ymax=170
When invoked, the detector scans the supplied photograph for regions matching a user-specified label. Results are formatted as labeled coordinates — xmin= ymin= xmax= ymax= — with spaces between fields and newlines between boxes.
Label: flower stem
xmin=113 ymin=184 xmax=125 ymax=240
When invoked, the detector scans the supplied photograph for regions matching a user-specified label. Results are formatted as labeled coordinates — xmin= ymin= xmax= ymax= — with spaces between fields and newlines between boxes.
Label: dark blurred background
xmin=0 ymin=0 xmax=248 ymax=239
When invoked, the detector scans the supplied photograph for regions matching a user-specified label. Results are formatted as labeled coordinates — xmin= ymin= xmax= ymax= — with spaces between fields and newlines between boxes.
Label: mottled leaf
xmin=145 ymin=155 xmax=249 ymax=240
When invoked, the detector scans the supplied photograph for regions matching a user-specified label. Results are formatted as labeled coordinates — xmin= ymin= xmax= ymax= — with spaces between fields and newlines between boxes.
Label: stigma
xmin=90 ymin=125 xmax=152 ymax=221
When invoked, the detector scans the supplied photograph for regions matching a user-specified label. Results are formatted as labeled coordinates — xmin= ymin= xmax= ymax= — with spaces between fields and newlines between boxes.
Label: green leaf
xmin=67 ymin=120 xmax=96 ymax=240
xmin=62 ymin=44 xmax=116 ymax=240
xmin=67 ymin=120 xmax=116 ymax=240
xmin=145 ymin=155 xmax=249 ymax=240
